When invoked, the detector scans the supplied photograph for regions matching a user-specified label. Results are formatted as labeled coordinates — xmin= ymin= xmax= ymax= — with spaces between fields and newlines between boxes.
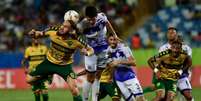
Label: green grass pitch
xmin=0 ymin=88 xmax=201 ymax=101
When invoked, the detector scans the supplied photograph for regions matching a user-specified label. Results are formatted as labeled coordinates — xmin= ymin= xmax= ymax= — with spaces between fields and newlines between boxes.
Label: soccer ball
xmin=64 ymin=10 xmax=79 ymax=24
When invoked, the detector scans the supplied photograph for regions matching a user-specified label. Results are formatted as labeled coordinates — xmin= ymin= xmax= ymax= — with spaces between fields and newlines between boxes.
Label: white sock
xmin=92 ymin=79 xmax=100 ymax=101
xmin=82 ymin=81 xmax=92 ymax=101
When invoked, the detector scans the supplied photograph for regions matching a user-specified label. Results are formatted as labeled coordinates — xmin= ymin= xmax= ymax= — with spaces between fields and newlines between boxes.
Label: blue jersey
xmin=106 ymin=43 xmax=136 ymax=82
xmin=78 ymin=13 xmax=108 ymax=54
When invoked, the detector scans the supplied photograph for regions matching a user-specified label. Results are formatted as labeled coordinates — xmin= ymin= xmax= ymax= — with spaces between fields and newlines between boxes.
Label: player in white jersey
xmin=106 ymin=34 xmax=146 ymax=101
xmin=77 ymin=6 xmax=119 ymax=101
xmin=159 ymin=27 xmax=194 ymax=101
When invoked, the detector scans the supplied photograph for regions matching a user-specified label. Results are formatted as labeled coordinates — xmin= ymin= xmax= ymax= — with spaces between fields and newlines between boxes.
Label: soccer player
xmin=77 ymin=6 xmax=119 ymax=101
xmin=159 ymin=27 xmax=194 ymax=101
xmin=21 ymin=38 xmax=49 ymax=101
xmin=148 ymin=40 xmax=192 ymax=101
xmin=107 ymin=34 xmax=146 ymax=101
xmin=26 ymin=20 xmax=94 ymax=101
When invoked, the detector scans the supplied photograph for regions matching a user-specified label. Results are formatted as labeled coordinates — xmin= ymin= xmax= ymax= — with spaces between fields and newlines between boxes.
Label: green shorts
xmin=155 ymin=79 xmax=177 ymax=93
xmin=98 ymin=82 xmax=120 ymax=100
xmin=30 ymin=59 xmax=76 ymax=81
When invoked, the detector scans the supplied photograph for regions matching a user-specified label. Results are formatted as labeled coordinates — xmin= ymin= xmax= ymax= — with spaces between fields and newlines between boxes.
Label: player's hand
xmin=109 ymin=60 xmax=121 ymax=67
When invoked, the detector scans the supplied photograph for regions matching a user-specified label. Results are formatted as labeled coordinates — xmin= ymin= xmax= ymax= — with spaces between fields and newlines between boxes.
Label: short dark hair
xmin=172 ymin=39 xmax=182 ymax=48
xmin=168 ymin=27 xmax=177 ymax=32
xmin=85 ymin=6 xmax=97 ymax=18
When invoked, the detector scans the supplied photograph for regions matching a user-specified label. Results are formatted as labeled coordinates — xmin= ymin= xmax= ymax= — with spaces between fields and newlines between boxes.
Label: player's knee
xmin=69 ymin=85 xmax=79 ymax=96
xmin=136 ymin=95 xmax=146 ymax=101
xmin=41 ymin=89 xmax=48 ymax=94
xmin=183 ymin=91 xmax=193 ymax=101
xmin=156 ymin=90 xmax=165 ymax=98
xmin=87 ymin=73 xmax=95 ymax=83
xmin=34 ymin=89 xmax=41 ymax=95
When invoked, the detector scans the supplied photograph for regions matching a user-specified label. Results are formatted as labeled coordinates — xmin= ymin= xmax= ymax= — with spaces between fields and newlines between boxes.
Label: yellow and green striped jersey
xmin=100 ymin=66 xmax=114 ymax=83
xmin=44 ymin=28 xmax=86 ymax=65
xmin=24 ymin=45 xmax=47 ymax=71
xmin=156 ymin=50 xmax=188 ymax=81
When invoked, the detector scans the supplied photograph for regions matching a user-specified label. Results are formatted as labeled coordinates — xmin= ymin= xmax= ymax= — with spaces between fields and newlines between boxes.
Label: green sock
xmin=73 ymin=95 xmax=82 ymax=101
xmin=143 ymin=87 xmax=155 ymax=94
xmin=34 ymin=94 xmax=41 ymax=101
xmin=42 ymin=93 xmax=49 ymax=101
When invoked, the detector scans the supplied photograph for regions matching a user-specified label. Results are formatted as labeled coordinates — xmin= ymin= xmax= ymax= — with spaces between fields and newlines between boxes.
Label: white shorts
xmin=85 ymin=51 xmax=108 ymax=72
xmin=177 ymin=77 xmax=192 ymax=91
xmin=116 ymin=78 xmax=143 ymax=100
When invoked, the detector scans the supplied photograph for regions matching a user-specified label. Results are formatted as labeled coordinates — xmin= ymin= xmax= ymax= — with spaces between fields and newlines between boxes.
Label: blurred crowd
xmin=0 ymin=0 xmax=136 ymax=52
xmin=130 ymin=4 xmax=201 ymax=49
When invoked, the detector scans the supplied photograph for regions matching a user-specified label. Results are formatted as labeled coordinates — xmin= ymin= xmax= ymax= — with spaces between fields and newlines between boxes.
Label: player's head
xmin=170 ymin=39 xmax=182 ymax=57
xmin=108 ymin=34 xmax=118 ymax=49
xmin=57 ymin=20 xmax=76 ymax=36
xmin=32 ymin=38 xmax=40 ymax=46
xmin=167 ymin=27 xmax=177 ymax=42
xmin=85 ymin=6 xmax=98 ymax=25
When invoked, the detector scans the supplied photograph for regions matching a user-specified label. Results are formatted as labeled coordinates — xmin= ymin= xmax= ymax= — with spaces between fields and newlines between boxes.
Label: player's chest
xmin=29 ymin=48 xmax=46 ymax=56
xmin=162 ymin=56 xmax=185 ymax=65
xmin=51 ymin=36 xmax=79 ymax=49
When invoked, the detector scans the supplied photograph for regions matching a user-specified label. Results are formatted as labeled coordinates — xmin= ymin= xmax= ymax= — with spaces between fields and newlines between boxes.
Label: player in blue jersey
xmin=107 ymin=34 xmax=146 ymax=101
xmin=77 ymin=6 xmax=120 ymax=101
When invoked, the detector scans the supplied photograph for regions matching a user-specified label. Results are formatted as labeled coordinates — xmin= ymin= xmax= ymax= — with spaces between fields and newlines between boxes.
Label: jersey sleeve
xmin=123 ymin=45 xmax=134 ymax=58
xmin=183 ymin=45 xmax=192 ymax=57
xmin=99 ymin=13 xmax=108 ymax=22
xmin=24 ymin=48 xmax=30 ymax=58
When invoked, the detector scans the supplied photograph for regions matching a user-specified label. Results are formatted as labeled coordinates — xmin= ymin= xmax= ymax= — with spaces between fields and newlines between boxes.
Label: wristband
xmin=154 ymin=68 xmax=159 ymax=73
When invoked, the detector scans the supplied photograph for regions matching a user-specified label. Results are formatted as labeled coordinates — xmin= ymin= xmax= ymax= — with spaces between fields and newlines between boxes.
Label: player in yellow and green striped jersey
xmin=26 ymin=20 xmax=94 ymax=101
xmin=21 ymin=38 xmax=49 ymax=101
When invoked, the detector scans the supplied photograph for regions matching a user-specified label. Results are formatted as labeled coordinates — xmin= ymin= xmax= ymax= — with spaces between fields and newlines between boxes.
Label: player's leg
xmin=105 ymin=82 xmax=120 ymax=101
xmin=55 ymin=63 xmax=82 ymax=101
xmin=67 ymin=76 xmax=82 ymax=101
xmin=93 ymin=51 xmax=108 ymax=101
xmin=124 ymin=78 xmax=146 ymax=101
xmin=116 ymin=80 xmax=135 ymax=101
xmin=41 ymin=82 xmax=49 ymax=101
xmin=98 ymin=82 xmax=108 ymax=101
xmin=177 ymin=77 xmax=194 ymax=101
xmin=153 ymin=80 xmax=166 ymax=101
xmin=32 ymin=85 xmax=41 ymax=101
xmin=27 ymin=59 xmax=52 ymax=84
xmin=165 ymin=80 xmax=177 ymax=101
xmin=83 ymin=54 xmax=97 ymax=101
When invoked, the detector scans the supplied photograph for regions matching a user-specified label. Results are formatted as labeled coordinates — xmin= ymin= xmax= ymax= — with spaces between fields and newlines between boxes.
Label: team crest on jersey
xmin=67 ymin=41 xmax=73 ymax=46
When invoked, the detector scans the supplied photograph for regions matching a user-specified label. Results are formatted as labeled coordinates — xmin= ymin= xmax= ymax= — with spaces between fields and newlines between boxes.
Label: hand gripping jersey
xmin=154 ymin=50 xmax=189 ymax=81
xmin=106 ymin=43 xmax=136 ymax=82
xmin=24 ymin=45 xmax=47 ymax=71
xmin=159 ymin=43 xmax=192 ymax=78
xmin=44 ymin=27 xmax=87 ymax=65
xmin=77 ymin=13 xmax=108 ymax=54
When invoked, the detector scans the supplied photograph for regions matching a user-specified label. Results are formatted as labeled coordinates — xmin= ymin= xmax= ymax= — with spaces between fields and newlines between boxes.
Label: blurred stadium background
xmin=0 ymin=0 xmax=201 ymax=101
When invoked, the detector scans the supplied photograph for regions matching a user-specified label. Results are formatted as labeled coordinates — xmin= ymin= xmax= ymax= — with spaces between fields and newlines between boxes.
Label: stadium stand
xmin=132 ymin=5 xmax=201 ymax=48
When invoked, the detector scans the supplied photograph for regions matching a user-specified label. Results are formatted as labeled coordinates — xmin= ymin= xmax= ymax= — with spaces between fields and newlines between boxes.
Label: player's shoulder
xmin=158 ymin=49 xmax=170 ymax=57
xmin=180 ymin=50 xmax=188 ymax=56
xmin=159 ymin=43 xmax=170 ymax=51
xmin=97 ymin=12 xmax=107 ymax=20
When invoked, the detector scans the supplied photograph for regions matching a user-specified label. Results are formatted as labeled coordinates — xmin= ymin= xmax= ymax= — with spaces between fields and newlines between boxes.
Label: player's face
xmin=171 ymin=43 xmax=181 ymax=57
xmin=32 ymin=38 xmax=39 ymax=46
xmin=58 ymin=21 xmax=72 ymax=36
xmin=108 ymin=36 xmax=118 ymax=49
xmin=86 ymin=17 xmax=96 ymax=25
xmin=167 ymin=29 xmax=177 ymax=41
